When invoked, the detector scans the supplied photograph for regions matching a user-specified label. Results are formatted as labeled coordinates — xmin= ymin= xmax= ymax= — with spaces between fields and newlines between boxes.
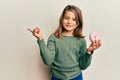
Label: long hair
xmin=54 ymin=5 xmax=84 ymax=38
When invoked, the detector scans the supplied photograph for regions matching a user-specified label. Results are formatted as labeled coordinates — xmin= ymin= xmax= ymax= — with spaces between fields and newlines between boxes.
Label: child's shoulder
xmin=80 ymin=37 xmax=86 ymax=42
xmin=79 ymin=38 xmax=87 ymax=46
xmin=75 ymin=36 xmax=85 ymax=41
xmin=48 ymin=34 xmax=56 ymax=40
xmin=76 ymin=37 xmax=86 ymax=44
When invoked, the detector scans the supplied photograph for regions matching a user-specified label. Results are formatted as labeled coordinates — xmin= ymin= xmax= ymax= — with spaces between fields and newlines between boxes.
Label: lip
xmin=66 ymin=25 xmax=72 ymax=27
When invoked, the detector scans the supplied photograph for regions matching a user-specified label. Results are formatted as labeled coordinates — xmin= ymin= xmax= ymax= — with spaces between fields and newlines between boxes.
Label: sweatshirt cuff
xmin=86 ymin=51 xmax=94 ymax=56
xmin=37 ymin=39 xmax=45 ymax=47
xmin=37 ymin=39 xmax=44 ymax=43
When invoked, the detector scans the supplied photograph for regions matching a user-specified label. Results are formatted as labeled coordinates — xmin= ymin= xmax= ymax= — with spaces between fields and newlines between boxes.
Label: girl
xmin=28 ymin=5 xmax=101 ymax=80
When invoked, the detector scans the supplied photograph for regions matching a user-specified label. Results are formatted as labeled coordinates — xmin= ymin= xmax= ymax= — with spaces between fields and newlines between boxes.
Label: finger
xmin=94 ymin=41 xmax=101 ymax=49
xmin=92 ymin=41 xmax=96 ymax=46
xmin=27 ymin=28 xmax=33 ymax=33
xmin=36 ymin=28 xmax=41 ymax=34
xmin=35 ymin=27 xmax=40 ymax=30
xmin=95 ymin=40 xmax=99 ymax=47
xmin=33 ymin=28 xmax=40 ymax=35
xmin=92 ymin=41 xmax=98 ymax=50
xmin=98 ymin=40 xmax=102 ymax=47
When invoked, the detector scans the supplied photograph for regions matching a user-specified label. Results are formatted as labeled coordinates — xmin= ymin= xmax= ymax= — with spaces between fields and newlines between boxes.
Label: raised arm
xmin=28 ymin=27 xmax=56 ymax=66
xmin=79 ymin=38 xmax=101 ymax=70
xmin=79 ymin=39 xmax=92 ymax=70
xmin=37 ymin=35 xmax=56 ymax=65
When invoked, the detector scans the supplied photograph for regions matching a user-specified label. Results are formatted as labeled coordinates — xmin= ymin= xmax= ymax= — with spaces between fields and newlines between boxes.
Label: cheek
xmin=73 ymin=21 xmax=77 ymax=25
xmin=62 ymin=19 xmax=67 ymax=24
xmin=62 ymin=20 xmax=67 ymax=26
xmin=74 ymin=26 xmax=77 ymax=30
xmin=74 ymin=23 xmax=78 ymax=28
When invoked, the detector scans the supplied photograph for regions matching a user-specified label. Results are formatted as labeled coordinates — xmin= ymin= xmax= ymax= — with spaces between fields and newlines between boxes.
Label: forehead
xmin=64 ymin=11 xmax=75 ymax=17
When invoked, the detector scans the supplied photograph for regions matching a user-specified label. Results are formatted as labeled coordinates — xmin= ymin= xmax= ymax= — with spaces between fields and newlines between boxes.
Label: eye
xmin=64 ymin=17 xmax=69 ymax=20
xmin=73 ymin=18 xmax=76 ymax=21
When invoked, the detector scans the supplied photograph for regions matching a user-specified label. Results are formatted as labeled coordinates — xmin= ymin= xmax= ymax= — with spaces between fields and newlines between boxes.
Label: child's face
xmin=62 ymin=11 xmax=78 ymax=33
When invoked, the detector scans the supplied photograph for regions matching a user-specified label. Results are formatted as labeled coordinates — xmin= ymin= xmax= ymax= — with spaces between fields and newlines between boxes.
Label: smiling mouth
xmin=66 ymin=25 xmax=72 ymax=27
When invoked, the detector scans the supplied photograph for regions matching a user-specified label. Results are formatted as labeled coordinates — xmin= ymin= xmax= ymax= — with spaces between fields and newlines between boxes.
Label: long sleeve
xmin=79 ymin=39 xmax=92 ymax=70
xmin=37 ymin=35 xmax=56 ymax=66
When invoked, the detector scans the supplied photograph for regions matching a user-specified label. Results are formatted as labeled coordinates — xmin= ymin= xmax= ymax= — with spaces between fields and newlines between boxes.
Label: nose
xmin=68 ymin=19 xmax=72 ymax=24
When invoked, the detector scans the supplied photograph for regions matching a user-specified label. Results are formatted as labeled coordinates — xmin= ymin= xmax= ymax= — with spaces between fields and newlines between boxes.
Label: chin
xmin=64 ymin=27 xmax=73 ymax=31
xmin=65 ymin=29 xmax=72 ymax=31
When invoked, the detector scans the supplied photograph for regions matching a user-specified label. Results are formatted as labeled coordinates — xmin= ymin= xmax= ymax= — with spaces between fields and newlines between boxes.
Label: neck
xmin=62 ymin=31 xmax=73 ymax=36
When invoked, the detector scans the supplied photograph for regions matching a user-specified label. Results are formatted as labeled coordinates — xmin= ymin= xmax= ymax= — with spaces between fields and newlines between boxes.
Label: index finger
xmin=27 ymin=28 xmax=33 ymax=33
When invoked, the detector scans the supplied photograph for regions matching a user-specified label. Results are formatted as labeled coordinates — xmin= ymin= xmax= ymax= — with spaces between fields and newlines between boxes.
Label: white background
xmin=0 ymin=0 xmax=120 ymax=80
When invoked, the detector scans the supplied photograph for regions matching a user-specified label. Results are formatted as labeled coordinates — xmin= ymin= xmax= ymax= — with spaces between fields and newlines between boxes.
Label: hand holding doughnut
xmin=87 ymin=32 xmax=101 ymax=54
xmin=89 ymin=32 xmax=101 ymax=42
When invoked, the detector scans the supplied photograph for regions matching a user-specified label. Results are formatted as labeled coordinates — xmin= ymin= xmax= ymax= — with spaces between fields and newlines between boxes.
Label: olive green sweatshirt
xmin=37 ymin=34 xmax=92 ymax=80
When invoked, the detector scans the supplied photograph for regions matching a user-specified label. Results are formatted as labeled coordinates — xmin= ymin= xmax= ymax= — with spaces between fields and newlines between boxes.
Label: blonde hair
xmin=54 ymin=5 xmax=84 ymax=38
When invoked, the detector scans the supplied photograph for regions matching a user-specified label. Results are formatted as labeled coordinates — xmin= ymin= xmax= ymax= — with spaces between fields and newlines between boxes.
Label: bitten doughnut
xmin=89 ymin=32 xmax=101 ymax=42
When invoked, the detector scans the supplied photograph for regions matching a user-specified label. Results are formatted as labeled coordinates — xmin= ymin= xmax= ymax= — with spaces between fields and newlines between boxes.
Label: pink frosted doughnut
xmin=89 ymin=32 xmax=101 ymax=42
